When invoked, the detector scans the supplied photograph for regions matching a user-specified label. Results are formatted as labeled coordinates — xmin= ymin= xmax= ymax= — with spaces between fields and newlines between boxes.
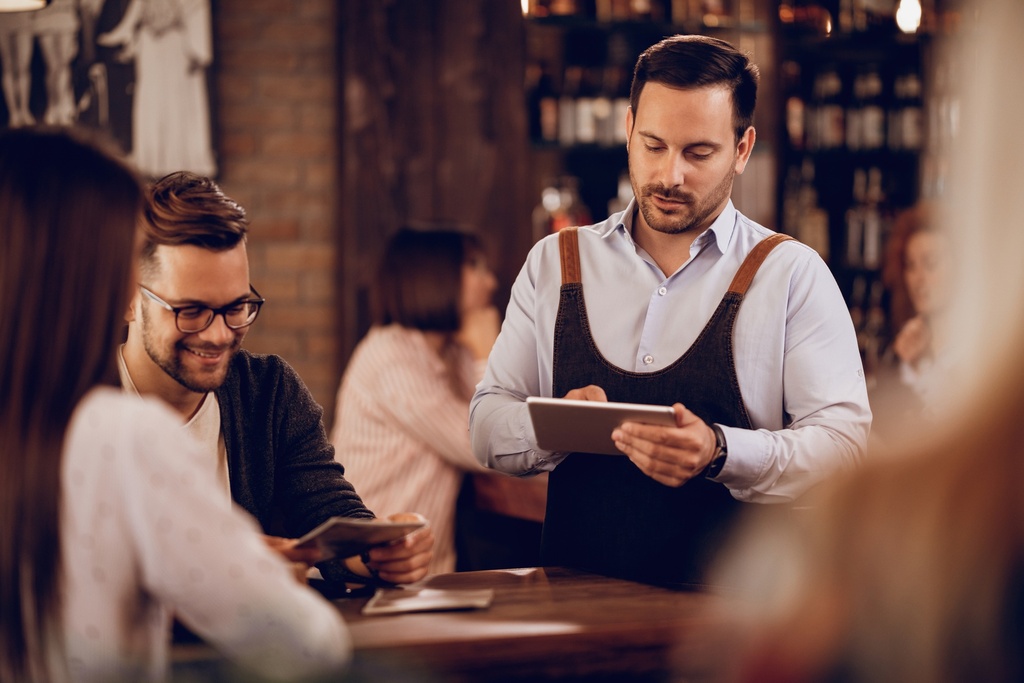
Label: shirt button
xmin=643 ymin=355 xmax=654 ymax=365
xmin=658 ymin=286 xmax=667 ymax=296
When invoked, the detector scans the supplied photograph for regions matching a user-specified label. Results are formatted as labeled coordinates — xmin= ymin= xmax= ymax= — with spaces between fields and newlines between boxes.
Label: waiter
xmin=469 ymin=34 xmax=870 ymax=586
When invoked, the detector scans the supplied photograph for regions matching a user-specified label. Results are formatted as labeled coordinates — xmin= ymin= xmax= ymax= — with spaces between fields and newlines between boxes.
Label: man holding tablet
xmin=119 ymin=172 xmax=433 ymax=588
xmin=469 ymin=35 xmax=870 ymax=586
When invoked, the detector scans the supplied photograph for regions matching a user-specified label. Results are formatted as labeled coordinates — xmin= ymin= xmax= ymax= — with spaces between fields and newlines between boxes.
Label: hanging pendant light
xmin=0 ymin=0 xmax=48 ymax=12
xmin=896 ymin=0 xmax=923 ymax=33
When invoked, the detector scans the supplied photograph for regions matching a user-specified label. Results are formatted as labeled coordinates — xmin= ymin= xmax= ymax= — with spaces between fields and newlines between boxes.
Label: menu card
xmin=361 ymin=586 xmax=494 ymax=616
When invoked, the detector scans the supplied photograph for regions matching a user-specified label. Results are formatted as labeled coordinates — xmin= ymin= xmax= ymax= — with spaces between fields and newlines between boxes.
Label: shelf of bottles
xmin=778 ymin=51 xmax=925 ymax=272
xmin=774 ymin=0 xmax=963 ymax=377
xmin=525 ymin=0 xmax=770 ymax=236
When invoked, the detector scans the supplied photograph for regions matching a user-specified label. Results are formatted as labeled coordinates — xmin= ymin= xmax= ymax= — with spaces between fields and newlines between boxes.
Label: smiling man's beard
xmin=632 ymin=165 xmax=736 ymax=236
xmin=140 ymin=304 xmax=242 ymax=393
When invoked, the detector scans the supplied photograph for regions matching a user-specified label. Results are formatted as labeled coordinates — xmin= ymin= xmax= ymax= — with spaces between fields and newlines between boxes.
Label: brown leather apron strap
xmin=727 ymin=233 xmax=794 ymax=296
xmin=559 ymin=227 xmax=791 ymax=292
xmin=558 ymin=227 xmax=582 ymax=285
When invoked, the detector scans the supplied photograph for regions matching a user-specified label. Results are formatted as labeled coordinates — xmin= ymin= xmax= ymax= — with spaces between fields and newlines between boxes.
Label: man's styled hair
xmin=374 ymin=226 xmax=486 ymax=333
xmin=629 ymin=34 xmax=759 ymax=143
xmin=141 ymin=171 xmax=248 ymax=276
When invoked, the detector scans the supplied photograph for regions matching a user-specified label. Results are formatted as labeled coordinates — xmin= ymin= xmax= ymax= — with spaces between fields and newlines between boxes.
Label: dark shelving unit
xmin=524 ymin=3 xmax=775 ymax=236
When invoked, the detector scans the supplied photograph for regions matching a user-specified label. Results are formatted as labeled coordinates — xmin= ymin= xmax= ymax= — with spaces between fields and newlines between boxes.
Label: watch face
xmin=706 ymin=454 xmax=726 ymax=478
xmin=713 ymin=425 xmax=726 ymax=455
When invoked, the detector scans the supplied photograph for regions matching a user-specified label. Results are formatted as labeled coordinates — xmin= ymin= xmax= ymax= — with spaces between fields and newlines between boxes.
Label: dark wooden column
xmin=336 ymin=0 xmax=532 ymax=368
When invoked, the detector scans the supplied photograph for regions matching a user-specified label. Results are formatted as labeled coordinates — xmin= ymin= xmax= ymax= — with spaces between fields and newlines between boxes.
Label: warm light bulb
xmin=521 ymin=0 xmax=529 ymax=16
xmin=896 ymin=0 xmax=922 ymax=33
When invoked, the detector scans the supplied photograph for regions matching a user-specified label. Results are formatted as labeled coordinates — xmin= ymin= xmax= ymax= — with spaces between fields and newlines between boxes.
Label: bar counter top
xmin=337 ymin=566 xmax=724 ymax=682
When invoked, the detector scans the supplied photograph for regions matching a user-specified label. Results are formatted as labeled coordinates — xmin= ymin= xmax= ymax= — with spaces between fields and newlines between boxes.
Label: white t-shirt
xmin=183 ymin=391 xmax=231 ymax=503
xmin=58 ymin=388 xmax=350 ymax=682
xmin=117 ymin=346 xmax=230 ymax=502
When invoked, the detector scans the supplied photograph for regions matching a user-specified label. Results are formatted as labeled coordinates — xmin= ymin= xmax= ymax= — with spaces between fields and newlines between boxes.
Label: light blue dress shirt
xmin=469 ymin=199 xmax=871 ymax=503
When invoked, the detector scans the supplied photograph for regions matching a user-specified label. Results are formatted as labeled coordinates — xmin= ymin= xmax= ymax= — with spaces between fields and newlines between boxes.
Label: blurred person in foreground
xmin=470 ymin=34 xmax=869 ymax=587
xmin=118 ymin=171 xmax=433 ymax=589
xmin=702 ymin=3 xmax=1024 ymax=680
xmin=0 ymin=127 xmax=349 ymax=682
xmin=331 ymin=227 xmax=546 ymax=575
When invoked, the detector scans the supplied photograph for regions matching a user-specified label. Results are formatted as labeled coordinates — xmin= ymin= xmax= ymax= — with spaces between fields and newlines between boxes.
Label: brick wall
xmin=212 ymin=0 xmax=342 ymax=422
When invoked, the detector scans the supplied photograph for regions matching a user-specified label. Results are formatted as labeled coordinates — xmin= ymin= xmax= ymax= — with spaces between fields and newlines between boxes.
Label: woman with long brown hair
xmin=0 ymin=127 xmax=350 ymax=682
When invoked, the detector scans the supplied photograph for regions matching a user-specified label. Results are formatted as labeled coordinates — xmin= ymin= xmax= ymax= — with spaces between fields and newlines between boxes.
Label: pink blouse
xmin=330 ymin=325 xmax=490 ymax=574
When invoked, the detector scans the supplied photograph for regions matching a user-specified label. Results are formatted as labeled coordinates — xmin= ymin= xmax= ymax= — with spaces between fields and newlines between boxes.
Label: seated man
xmin=119 ymin=171 xmax=433 ymax=586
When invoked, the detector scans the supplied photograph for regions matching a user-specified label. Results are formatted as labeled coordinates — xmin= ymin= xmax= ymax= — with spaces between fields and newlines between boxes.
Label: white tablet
xmin=526 ymin=396 xmax=677 ymax=456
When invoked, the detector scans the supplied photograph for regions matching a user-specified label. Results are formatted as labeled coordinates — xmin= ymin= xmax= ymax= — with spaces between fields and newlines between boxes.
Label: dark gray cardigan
xmin=216 ymin=350 xmax=374 ymax=537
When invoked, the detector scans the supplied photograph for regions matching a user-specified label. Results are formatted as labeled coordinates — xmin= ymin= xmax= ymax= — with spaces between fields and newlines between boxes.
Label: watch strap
xmin=705 ymin=424 xmax=728 ymax=478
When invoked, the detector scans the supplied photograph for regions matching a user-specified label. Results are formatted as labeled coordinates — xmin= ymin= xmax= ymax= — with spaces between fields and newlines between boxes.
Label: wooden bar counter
xmin=337 ymin=566 xmax=723 ymax=682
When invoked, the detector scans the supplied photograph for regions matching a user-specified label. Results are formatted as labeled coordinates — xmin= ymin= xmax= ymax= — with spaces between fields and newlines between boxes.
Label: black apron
xmin=541 ymin=227 xmax=792 ymax=587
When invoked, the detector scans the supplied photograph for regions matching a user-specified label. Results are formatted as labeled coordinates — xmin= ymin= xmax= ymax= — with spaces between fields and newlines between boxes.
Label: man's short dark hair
xmin=141 ymin=171 xmax=248 ymax=276
xmin=629 ymin=34 xmax=759 ymax=143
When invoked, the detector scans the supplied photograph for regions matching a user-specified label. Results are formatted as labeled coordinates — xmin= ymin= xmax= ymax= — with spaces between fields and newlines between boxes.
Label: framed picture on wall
xmin=0 ymin=0 xmax=216 ymax=178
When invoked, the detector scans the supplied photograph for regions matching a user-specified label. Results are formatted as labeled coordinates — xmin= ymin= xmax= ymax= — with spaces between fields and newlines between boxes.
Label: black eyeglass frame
xmin=139 ymin=284 xmax=265 ymax=333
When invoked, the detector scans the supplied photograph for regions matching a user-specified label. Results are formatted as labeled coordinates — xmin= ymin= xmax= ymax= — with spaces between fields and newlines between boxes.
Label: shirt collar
xmin=600 ymin=197 xmax=739 ymax=255
xmin=594 ymin=198 xmax=634 ymax=241
xmin=701 ymin=200 xmax=738 ymax=255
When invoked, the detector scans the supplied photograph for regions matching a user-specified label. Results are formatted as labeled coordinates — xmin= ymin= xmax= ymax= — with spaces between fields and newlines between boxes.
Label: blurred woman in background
xmin=869 ymin=201 xmax=954 ymax=444
xmin=879 ymin=201 xmax=955 ymax=412
xmin=331 ymin=226 xmax=545 ymax=575
xmin=0 ymin=127 xmax=349 ymax=682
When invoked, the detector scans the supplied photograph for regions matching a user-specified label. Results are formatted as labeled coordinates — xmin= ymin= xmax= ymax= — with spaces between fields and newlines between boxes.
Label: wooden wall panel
xmin=337 ymin=0 xmax=532 ymax=368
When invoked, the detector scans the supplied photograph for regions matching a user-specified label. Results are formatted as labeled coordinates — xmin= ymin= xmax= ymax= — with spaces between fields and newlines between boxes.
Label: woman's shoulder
xmin=75 ymin=386 xmax=179 ymax=423
xmin=75 ymin=385 xmax=169 ymax=416
xmin=356 ymin=324 xmax=435 ymax=358
xmin=65 ymin=389 xmax=221 ymax=512
xmin=346 ymin=325 xmax=447 ymax=382
xmin=67 ymin=388 xmax=185 ymax=461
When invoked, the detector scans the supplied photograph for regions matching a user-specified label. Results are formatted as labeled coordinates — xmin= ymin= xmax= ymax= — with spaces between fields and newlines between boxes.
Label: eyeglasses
xmin=139 ymin=285 xmax=265 ymax=333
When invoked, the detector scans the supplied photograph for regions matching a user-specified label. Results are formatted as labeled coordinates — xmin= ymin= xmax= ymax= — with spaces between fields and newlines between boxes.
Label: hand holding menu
xmin=295 ymin=517 xmax=425 ymax=560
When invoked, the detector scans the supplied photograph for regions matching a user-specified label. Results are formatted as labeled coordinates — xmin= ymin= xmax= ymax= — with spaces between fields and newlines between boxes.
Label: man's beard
xmin=140 ymin=305 xmax=241 ymax=393
xmin=633 ymin=165 xmax=736 ymax=236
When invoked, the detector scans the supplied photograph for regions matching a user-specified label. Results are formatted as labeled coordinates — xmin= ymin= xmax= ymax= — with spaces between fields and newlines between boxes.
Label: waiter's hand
xmin=359 ymin=512 xmax=434 ymax=585
xmin=562 ymin=385 xmax=608 ymax=402
xmin=612 ymin=403 xmax=717 ymax=487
